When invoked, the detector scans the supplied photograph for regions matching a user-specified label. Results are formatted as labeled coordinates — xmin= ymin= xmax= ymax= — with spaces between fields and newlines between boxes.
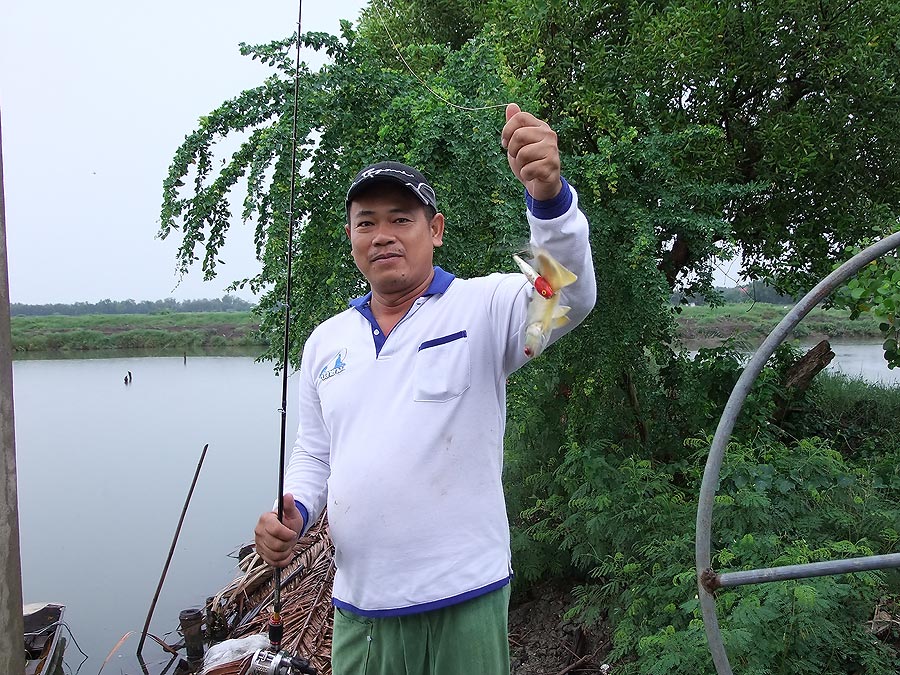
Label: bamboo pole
xmin=137 ymin=443 xmax=209 ymax=658
xmin=0 ymin=107 xmax=26 ymax=674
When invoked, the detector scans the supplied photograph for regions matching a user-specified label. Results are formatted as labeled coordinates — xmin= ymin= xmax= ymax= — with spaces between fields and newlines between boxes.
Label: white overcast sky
xmin=1 ymin=0 xmax=367 ymax=304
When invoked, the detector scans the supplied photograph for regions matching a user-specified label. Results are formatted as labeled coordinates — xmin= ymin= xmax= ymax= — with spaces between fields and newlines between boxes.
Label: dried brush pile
xmin=202 ymin=515 xmax=335 ymax=675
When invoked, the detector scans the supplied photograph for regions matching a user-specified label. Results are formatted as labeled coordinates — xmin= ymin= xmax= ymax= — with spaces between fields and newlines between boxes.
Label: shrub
xmin=505 ymin=345 xmax=900 ymax=672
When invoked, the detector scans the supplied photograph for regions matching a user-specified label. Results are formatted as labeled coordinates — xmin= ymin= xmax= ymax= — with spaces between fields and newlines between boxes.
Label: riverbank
xmin=676 ymin=303 xmax=884 ymax=347
xmin=9 ymin=305 xmax=885 ymax=353
xmin=10 ymin=311 xmax=264 ymax=352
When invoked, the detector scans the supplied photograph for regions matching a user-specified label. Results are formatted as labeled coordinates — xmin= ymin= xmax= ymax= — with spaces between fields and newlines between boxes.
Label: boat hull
xmin=24 ymin=602 xmax=66 ymax=675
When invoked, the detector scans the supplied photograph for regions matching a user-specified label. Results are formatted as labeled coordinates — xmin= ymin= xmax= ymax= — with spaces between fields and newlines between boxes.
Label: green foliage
xmin=794 ymin=372 xmax=900 ymax=461
xmin=360 ymin=0 xmax=486 ymax=51
xmin=160 ymin=23 xmax=539 ymax=368
xmin=160 ymin=0 xmax=900 ymax=361
xmin=509 ymin=426 xmax=900 ymax=672
xmin=388 ymin=0 xmax=900 ymax=299
xmin=833 ymin=243 xmax=900 ymax=368
xmin=676 ymin=303 xmax=886 ymax=345
xmin=617 ymin=0 xmax=900 ymax=297
xmin=10 ymin=295 xmax=254 ymax=317
xmin=505 ymin=342 xmax=900 ymax=671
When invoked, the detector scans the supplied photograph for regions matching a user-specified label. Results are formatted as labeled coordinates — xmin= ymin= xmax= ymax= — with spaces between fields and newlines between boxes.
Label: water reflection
xmin=14 ymin=355 xmax=296 ymax=674
xmin=685 ymin=341 xmax=899 ymax=386
xmin=826 ymin=342 xmax=899 ymax=385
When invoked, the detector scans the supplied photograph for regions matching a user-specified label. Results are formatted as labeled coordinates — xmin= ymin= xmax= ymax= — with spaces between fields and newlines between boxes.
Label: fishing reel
xmin=249 ymin=648 xmax=317 ymax=675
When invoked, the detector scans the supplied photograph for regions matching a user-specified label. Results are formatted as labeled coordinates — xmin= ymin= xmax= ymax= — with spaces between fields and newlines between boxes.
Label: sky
xmin=0 ymin=0 xmax=368 ymax=304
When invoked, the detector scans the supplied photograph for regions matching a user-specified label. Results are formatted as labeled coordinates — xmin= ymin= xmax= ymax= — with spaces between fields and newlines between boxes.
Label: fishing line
xmin=271 ymin=0 xmax=304 ymax=648
xmin=370 ymin=1 xmax=508 ymax=113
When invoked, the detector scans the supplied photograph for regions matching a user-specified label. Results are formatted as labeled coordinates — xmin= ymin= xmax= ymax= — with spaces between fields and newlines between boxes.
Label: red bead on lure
xmin=513 ymin=255 xmax=555 ymax=298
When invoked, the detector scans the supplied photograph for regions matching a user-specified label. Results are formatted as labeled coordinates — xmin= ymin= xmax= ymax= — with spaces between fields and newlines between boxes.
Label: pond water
xmin=825 ymin=341 xmax=899 ymax=385
xmin=686 ymin=341 xmax=900 ymax=386
xmin=13 ymin=354 xmax=299 ymax=673
xmin=9 ymin=344 xmax=896 ymax=673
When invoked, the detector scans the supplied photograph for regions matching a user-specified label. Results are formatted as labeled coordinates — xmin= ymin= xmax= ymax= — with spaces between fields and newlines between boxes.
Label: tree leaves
xmin=833 ymin=247 xmax=900 ymax=368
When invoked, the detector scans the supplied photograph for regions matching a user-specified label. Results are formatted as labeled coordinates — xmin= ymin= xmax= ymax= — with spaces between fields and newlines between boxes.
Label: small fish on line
xmin=513 ymin=249 xmax=578 ymax=359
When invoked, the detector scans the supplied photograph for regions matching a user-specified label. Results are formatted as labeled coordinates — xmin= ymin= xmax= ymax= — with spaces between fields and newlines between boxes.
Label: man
xmin=255 ymin=103 xmax=596 ymax=674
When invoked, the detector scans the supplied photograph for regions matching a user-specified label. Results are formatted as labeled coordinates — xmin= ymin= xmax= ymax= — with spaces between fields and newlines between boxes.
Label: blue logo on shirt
xmin=319 ymin=349 xmax=348 ymax=382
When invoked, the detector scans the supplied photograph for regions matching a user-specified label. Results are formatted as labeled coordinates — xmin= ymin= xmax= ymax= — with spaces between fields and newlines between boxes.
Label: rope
xmin=370 ymin=2 xmax=508 ymax=113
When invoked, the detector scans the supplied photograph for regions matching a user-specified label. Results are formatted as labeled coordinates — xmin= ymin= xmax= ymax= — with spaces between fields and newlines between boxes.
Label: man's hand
xmin=501 ymin=103 xmax=563 ymax=201
xmin=254 ymin=494 xmax=305 ymax=568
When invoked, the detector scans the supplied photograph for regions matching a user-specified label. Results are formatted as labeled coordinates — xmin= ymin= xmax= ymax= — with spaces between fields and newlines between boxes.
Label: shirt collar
xmin=349 ymin=266 xmax=456 ymax=309
xmin=425 ymin=266 xmax=455 ymax=295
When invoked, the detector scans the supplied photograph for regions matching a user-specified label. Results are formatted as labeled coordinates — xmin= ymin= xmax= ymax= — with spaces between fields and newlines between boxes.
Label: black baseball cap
xmin=345 ymin=161 xmax=438 ymax=216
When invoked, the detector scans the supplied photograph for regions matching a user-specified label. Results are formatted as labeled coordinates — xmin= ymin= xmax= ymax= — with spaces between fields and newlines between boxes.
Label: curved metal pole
xmin=696 ymin=230 xmax=900 ymax=674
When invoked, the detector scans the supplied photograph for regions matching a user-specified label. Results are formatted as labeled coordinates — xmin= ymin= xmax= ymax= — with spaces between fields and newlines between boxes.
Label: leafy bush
xmin=505 ymin=349 xmax=900 ymax=673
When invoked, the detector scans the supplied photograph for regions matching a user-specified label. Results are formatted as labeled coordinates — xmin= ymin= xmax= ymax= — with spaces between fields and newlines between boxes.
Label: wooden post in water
xmin=0 ymin=108 xmax=26 ymax=674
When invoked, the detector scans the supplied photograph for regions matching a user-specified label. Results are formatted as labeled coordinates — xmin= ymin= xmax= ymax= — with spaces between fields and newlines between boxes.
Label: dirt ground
xmin=508 ymin=581 xmax=611 ymax=675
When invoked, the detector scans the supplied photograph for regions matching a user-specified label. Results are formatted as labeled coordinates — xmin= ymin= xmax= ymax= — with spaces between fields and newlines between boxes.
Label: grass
xmin=804 ymin=371 xmax=900 ymax=456
xmin=11 ymin=311 xmax=259 ymax=331
xmin=10 ymin=311 xmax=266 ymax=352
xmin=676 ymin=303 xmax=884 ymax=344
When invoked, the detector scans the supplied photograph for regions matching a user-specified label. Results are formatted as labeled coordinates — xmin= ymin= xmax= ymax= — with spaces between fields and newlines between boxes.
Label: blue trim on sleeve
xmin=525 ymin=177 xmax=573 ymax=220
xmin=418 ymin=330 xmax=467 ymax=351
xmin=332 ymin=576 xmax=511 ymax=618
xmin=295 ymin=500 xmax=310 ymax=535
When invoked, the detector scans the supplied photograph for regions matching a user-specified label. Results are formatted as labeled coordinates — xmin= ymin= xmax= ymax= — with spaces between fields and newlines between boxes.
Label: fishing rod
xmin=257 ymin=2 xmax=317 ymax=674
xmin=269 ymin=5 xmax=302 ymax=646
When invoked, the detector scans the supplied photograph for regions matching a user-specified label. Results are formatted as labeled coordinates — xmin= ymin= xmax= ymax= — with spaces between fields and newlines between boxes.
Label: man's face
xmin=345 ymin=183 xmax=444 ymax=297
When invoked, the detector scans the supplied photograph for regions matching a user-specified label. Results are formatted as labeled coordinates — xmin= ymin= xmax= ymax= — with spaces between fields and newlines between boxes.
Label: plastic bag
xmin=201 ymin=633 xmax=269 ymax=673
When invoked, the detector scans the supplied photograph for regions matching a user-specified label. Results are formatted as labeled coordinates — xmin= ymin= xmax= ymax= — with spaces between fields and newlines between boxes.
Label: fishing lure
xmin=513 ymin=249 xmax=578 ymax=358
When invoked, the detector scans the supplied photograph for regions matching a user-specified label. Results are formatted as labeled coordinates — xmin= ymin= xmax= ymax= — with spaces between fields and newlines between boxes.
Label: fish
xmin=512 ymin=248 xmax=578 ymax=358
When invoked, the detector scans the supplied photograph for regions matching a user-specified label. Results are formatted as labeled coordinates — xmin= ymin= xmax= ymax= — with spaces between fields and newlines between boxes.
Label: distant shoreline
xmin=8 ymin=304 xmax=886 ymax=354
xmin=676 ymin=303 xmax=885 ymax=348
xmin=10 ymin=311 xmax=266 ymax=353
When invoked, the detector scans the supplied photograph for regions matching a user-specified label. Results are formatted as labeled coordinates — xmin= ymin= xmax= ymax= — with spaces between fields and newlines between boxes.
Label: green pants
xmin=331 ymin=585 xmax=511 ymax=675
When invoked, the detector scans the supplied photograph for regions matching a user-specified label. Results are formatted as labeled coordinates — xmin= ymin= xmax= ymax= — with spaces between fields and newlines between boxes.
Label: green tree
xmin=159 ymin=3 xmax=900 ymax=671
xmin=833 ymin=248 xmax=900 ymax=367
xmin=364 ymin=0 xmax=900 ymax=296
xmin=160 ymin=24 xmax=539 ymax=366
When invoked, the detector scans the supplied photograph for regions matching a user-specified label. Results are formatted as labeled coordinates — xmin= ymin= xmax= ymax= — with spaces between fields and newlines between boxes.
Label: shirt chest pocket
xmin=413 ymin=330 xmax=471 ymax=402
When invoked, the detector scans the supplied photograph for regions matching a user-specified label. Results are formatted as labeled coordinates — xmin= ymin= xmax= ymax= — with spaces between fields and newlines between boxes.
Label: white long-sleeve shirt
xmin=283 ymin=180 xmax=596 ymax=616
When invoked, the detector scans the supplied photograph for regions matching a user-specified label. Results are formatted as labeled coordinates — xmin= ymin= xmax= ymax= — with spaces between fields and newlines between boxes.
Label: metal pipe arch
xmin=695 ymin=230 xmax=900 ymax=674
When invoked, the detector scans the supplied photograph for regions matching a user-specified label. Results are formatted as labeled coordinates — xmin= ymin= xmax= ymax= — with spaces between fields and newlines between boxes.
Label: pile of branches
xmin=203 ymin=515 xmax=335 ymax=675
